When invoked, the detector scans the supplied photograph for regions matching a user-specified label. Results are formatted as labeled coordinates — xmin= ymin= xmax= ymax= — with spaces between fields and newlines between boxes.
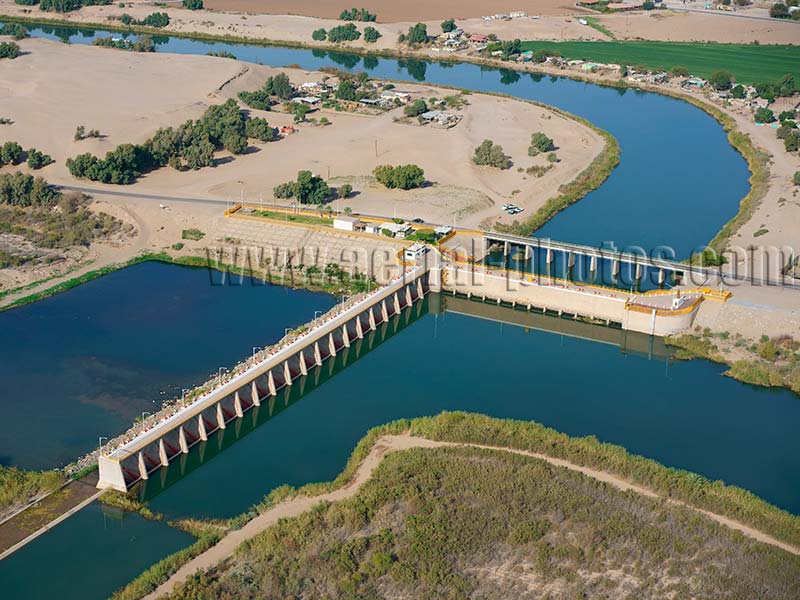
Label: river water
xmin=0 ymin=23 xmax=791 ymax=600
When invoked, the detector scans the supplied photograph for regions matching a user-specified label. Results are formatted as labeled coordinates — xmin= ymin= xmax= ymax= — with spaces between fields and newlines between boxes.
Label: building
xmin=280 ymin=125 xmax=296 ymax=135
xmin=403 ymin=243 xmax=429 ymax=262
xmin=382 ymin=222 xmax=413 ymax=239
xmin=468 ymin=34 xmax=488 ymax=43
xmin=364 ymin=223 xmax=383 ymax=235
xmin=296 ymin=96 xmax=321 ymax=106
xmin=419 ymin=110 xmax=458 ymax=126
xmin=380 ymin=90 xmax=411 ymax=103
xmin=434 ymin=225 xmax=454 ymax=238
xmin=333 ymin=216 xmax=364 ymax=232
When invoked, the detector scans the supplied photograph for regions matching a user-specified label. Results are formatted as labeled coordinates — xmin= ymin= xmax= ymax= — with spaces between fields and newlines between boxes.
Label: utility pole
xmin=374 ymin=139 xmax=378 ymax=157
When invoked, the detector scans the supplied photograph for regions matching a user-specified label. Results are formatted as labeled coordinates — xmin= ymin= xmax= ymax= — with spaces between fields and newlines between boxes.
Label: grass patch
xmin=0 ymin=466 xmax=63 ymax=516
xmin=181 ymin=228 xmax=205 ymax=241
xmin=250 ymin=209 xmax=333 ymax=227
xmin=584 ymin=16 xmax=616 ymax=40
xmin=753 ymin=227 xmax=769 ymax=237
xmin=518 ymin=40 xmax=800 ymax=85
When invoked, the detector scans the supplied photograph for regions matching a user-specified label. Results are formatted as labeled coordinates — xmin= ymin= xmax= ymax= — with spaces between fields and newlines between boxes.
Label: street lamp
xmin=141 ymin=411 xmax=151 ymax=421
xmin=181 ymin=388 xmax=190 ymax=404
xmin=98 ymin=436 xmax=108 ymax=449
xmin=314 ymin=310 xmax=322 ymax=325
xmin=252 ymin=346 xmax=262 ymax=363
xmin=217 ymin=367 xmax=227 ymax=385
xmin=284 ymin=327 xmax=292 ymax=337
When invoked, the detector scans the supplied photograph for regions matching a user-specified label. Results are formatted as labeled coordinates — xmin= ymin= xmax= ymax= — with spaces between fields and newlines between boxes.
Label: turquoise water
xmin=13 ymin=23 xmax=750 ymax=257
xmin=0 ymin=502 xmax=193 ymax=600
xmin=0 ymin=261 xmax=335 ymax=468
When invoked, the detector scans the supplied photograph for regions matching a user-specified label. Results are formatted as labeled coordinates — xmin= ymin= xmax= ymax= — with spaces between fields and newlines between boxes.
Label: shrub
xmin=363 ymin=26 xmax=381 ymax=43
xmin=441 ymin=18 xmax=456 ymax=33
xmin=182 ymin=0 xmax=203 ymax=9
xmin=26 ymin=148 xmax=54 ymax=169
xmin=245 ymin=118 xmax=278 ymax=142
xmin=337 ymin=183 xmax=353 ymax=199
xmin=405 ymin=23 xmax=428 ymax=45
xmin=528 ymin=132 xmax=554 ymax=155
xmin=0 ymin=42 xmax=21 ymax=59
xmin=0 ymin=141 xmax=24 ymax=165
xmin=181 ymin=228 xmax=205 ymax=241
xmin=139 ymin=11 xmax=169 ymax=27
xmin=403 ymin=99 xmax=427 ymax=117
xmin=312 ymin=28 xmax=327 ymax=41
xmin=273 ymin=182 xmax=294 ymax=199
xmin=0 ymin=172 xmax=61 ymax=206
xmin=339 ymin=7 xmax=376 ymax=21
xmin=373 ymin=164 xmax=425 ymax=189
xmin=0 ymin=23 xmax=29 ymax=39
xmin=473 ymin=139 xmax=511 ymax=170
xmin=238 ymin=89 xmax=272 ymax=111
xmin=669 ymin=66 xmax=689 ymax=77
xmin=328 ymin=23 xmax=361 ymax=43
xmin=769 ymin=2 xmax=789 ymax=17
xmin=793 ymin=171 xmax=800 ymax=186
xmin=730 ymin=84 xmax=746 ymax=99
xmin=754 ymin=107 xmax=775 ymax=124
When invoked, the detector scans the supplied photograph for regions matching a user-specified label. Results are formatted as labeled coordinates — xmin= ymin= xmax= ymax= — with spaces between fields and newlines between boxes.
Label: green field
xmin=518 ymin=40 xmax=800 ymax=84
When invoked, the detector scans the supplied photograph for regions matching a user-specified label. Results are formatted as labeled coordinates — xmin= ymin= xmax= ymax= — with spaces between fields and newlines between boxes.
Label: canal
xmin=0 ymin=23 xmax=787 ymax=600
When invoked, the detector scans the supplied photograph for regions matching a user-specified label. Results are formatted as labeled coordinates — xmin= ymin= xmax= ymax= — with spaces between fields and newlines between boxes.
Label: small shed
xmin=404 ymin=243 xmax=429 ymax=262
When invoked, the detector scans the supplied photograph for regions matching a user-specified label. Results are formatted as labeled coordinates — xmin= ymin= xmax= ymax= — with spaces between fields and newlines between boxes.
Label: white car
xmin=500 ymin=203 xmax=511 ymax=211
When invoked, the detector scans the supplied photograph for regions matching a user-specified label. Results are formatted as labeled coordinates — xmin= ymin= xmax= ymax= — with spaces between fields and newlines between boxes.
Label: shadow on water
xmin=132 ymin=293 xmax=669 ymax=504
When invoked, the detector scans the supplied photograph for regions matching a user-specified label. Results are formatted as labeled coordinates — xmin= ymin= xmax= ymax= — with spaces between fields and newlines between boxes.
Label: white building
xmin=382 ymin=222 xmax=413 ymax=238
xmin=404 ymin=243 xmax=429 ymax=262
xmin=333 ymin=216 xmax=364 ymax=231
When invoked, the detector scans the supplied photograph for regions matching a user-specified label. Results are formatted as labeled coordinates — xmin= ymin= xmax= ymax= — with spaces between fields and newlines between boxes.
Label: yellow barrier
xmin=224 ymin=203 xmax=243 ymax=216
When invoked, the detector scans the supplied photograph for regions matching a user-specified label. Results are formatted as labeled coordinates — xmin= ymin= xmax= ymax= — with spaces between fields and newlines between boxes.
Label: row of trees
xmin=0 ymin=23 xmax=28 ymax=40
xmin=66 ymin=99 xmax=273 ymax=184
xmin=373 ymin=164 xmax=425 ymax=189
xmin=119 ymin=12 xmax=170 ymax=28
xmin=0 ymin=172 xmax=60 ymax=207
xmin=19 ymin=0 xmax=112 ymax=13
xmin=338 ymin=7 xmax=376 ymax=21
xmin=0 ymin=142 xmax=53 ymax=169
xmin=314 ymin=24 xmax=381 ymax=43
xmin=93 ymin=35 xmax=155 ymax=52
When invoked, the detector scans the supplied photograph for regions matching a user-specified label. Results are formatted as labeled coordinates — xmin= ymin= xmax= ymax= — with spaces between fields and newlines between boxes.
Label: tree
xmin=182 ymin=0 xmax=203 ymax=9
xmin=785 ymin=131 xmax=800 ymax=152
xmin=473 ymin=139 xmax=511 ymax=170
xmin=528 ymin=132 xmax=554 ymax=155
xmin=769 ymin=2 xmax=789 ymax=17
xmin=26 ymin=148 xmax=54 ymax=169
xmin=0 ymin=141 xmax=23 ymax=165
xmin=709 ymin=70 xmax=733 ymax=91
xmin=264 ymin=73 xmax=294 ymax=100
xmin=754 ymin=107 xmax=775 ymax=124
xmin=328 ymin=23 xmax=361 ymax=43
xmin=793 ymin=171 xmax=800 ymax=186
xmin=779 ymin=110 xmax=796 ymax=122
xmin=312 ymin=28 xmax=327 ymax=41
xmin=295 ymin=170 xmax=330 ymax=204
xmin=642 ymin=0 xmax=655 ymax=9
xmin=406 ymin=23 xmax=428 ymax=45
xmin=669 ymin=66 xmax=689 ymax=77
xmin=404 ymin=99 xmax=428 ymax=117
xmin=441 ymin=18 xmax=456 ymax=33
xmin=363 ymin=26 xmax=381 ymax=43
xmin=373 ymin=164 xmax=425 ymax=189
xmin=0 ymin=42 xmax=20 ymax=59
xmin=139 ymin=12 xmax=169 ymax=28
xmin=730 ymin=84 xmax=746 ymax=99
xmin=245 ymin=118 xmax=279 ymax=142
xmin=336 ymin=80 xmax=358 ymax=101
xmin=337 ymin=184 xmax=353 ymax=199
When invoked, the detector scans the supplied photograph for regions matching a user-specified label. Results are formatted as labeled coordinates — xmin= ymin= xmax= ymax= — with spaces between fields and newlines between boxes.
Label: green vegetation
xmin=272 ymin=170 xmax=331 ymax=204
xmin=0 ymin=141 xmax=24 ymax=166
xmin=528 ymin=131 xmax=554 ymax=156
xmin=26 ymin=148 xmax=54 ymax=169
xmin=93 ymin=34 xmax=155 ymax=52
xmin=337 ymin=183 xmax=352 ymax=199
xmin=709 ymin=69 xmax=733 ymax=90
xmin=251 ymin=209 xmax=333 ymax=227
xmin=244 ymin=117 xmax=278 ymax=142
xmin=404 ymin=22 xmax=428 ymax=46
xmin=311 ymin=27 xmax=327 ymax=41
xmin=755 ymin=108 xmax=776 ymax=124
xmin=0 ymin=22 xmax=29 ymax=39
xmin=441 ymin=18 xmax=456 ymax=33
xmin=237 ymin=72 xmax=293 ymax=109
xmin=583 ymin=16 xmax=615 ymax=39
xmin=0 ymin=466 xmax=63 ymax=515
xmin=338 ymin=7 xmax=376 ymax=22
xmin=155 ymin=412 xmax=800 ymax=600
xmin=0 ymin=118 xmax=12 ymax=125
xmin=181 ymin=0 xmax=203 ymax=10
xmin=181 ymin=228 xmax=205 ymax=241
xmin=0 ymin=41 xmax=21 ymax=59
xmin=406 ymin=228 xmax=437 ymax=243
xmin=0 ymin=171 xmax=59 ymax=206
xmin=373 ymin=164 xmax=425 ymax=190
xmin=67 ymin=99 xmax=250 ymax=183
xmin=403 ymin=98 xmax=427 ymax=117
xmin=74 ymin=125 xmax=100 ymax=141
xmin=794 ymin=171 xmax=800 ymax=186
xmin=669 ymin=332 xmax=800 ymax=396
xmin=20 ymin=0 xmax=113 ymax=13
xmin=119 ymin=11 xmax=169 ymax=28
xmin=517 ymin=40 xmax=800 ymax=84
xmin=205 ymin=50 xmax=235 ymax=59
xmin=472 ymin=139 xmax=511 ymax=170
xmin=362 ymin=26 xmax=381 ymax=44
xmin=327 ymin=23 xmax=360 ymax=43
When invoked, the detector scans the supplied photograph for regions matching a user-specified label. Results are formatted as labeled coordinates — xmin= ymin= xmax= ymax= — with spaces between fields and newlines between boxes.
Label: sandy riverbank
xmin=1 ymin=0 xmax=797 ymax=47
